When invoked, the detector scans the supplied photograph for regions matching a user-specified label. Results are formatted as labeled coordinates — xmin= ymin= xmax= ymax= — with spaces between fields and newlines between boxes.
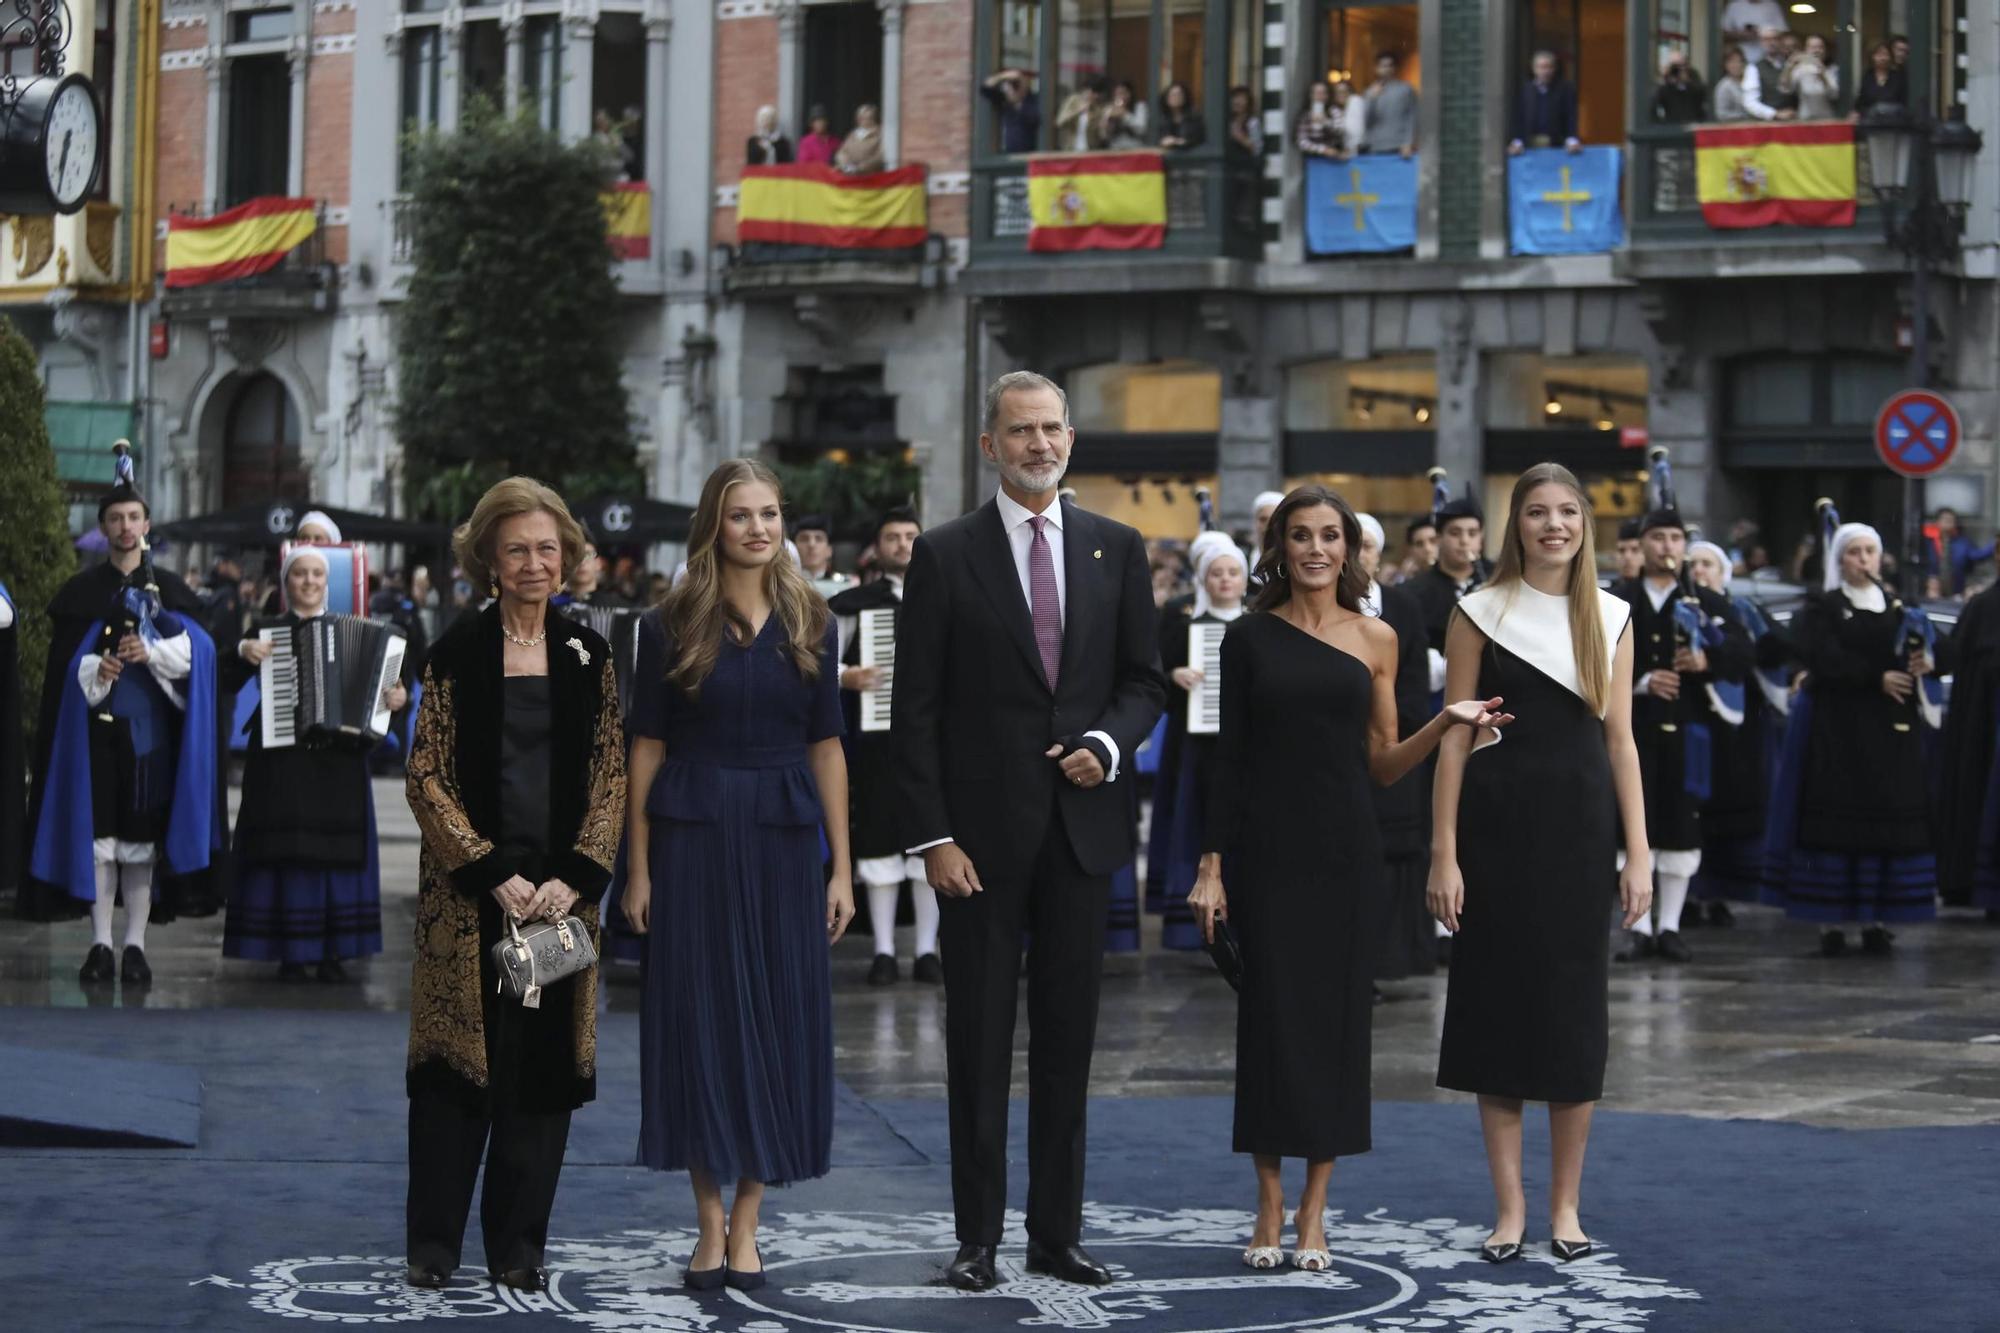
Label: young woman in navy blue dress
xmin=623 ymin=458 xmax=855 ymax=1292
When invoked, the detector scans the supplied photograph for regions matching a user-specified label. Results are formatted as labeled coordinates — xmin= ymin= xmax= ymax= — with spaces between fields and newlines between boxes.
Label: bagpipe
xmin=1648 ymin=447 xmax=1728 ymax=799
xmin=1816 ymin=497 xmax=1943 ymax=732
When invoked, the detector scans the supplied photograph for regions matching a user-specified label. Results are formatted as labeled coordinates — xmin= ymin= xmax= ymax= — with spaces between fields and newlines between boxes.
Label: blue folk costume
xmin=1764 ymin=516 xmax=1940 ymax=934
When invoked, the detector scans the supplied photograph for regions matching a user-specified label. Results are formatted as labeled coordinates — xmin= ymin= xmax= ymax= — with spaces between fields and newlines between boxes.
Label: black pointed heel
xmin=1551 ymin=1237 xmax=1594 ymax=1262
xmin=1479 ymin=1240 xmax=1524 ymax=1264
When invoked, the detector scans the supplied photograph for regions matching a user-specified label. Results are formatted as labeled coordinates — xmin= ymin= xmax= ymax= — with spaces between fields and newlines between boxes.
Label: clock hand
xmin=58 ymin=130 xmax=71 ymax=186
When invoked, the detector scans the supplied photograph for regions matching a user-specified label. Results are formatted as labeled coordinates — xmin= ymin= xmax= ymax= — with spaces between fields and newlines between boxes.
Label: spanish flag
xmin=737 ymin=164 xmax=928 ymax=249
xmin=1695 ymin=122 xmax=1856 ymax=229
xmin=1027 ymin=151 xmax=1167 ymax=253
xmin=603 ymin=182 xmax=652 ymax=260
xmin=164 ymin=196 xmax=317 ymax=288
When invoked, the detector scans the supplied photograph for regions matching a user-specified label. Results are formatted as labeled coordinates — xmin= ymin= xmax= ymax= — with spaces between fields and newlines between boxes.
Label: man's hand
xmin=115 ymin=632 xmax=149 ymax=665
xmin=95 ymin=655 xmax=124 ymax=685
xmin=1882 ymin=670 xmax=1917 ymax=704
xmin=841 ymin=664 xmax=885 ymax=692
xmin=1672 ymin=645 xmax=1708 ymax=674
xmin=1047 ymin=742 xmax=1105 ymax=790
xmin=924 ymin=843 xmax=983 ymax=898
xmin=1646 ymin=669 xmax=1682 ymax=701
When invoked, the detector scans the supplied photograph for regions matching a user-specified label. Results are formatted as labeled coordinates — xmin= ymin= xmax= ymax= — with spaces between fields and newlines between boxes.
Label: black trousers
xmin=407 ymin=1092 xmax=573 ymax=1275
xmin=937 ymin=814 xmax=1110 ymax=1247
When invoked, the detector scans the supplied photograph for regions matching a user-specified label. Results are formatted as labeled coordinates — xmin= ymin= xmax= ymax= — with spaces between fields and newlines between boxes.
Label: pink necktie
xmin=1028 ymin=514 xmax=1061 ymax=690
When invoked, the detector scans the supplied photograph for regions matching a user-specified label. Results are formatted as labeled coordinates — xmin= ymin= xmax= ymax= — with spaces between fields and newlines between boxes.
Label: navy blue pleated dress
xmin=632 ymin=610 xmax=843 ymax=1185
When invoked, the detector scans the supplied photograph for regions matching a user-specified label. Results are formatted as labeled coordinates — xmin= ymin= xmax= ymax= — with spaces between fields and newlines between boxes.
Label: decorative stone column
xmin=202 ymin=46 xmax=225 ymax=206
xmin=439 ymin=7 xmax=465 ymax=133
xmin=775 ymin=0 xmax=803 ymax=134
xmin=560 ymin=0 xmax=596 ymax=143
xmin=501 ymin=0 xmax=525 ymax=114
xmin=643 ymin=2 xmax=670 ymax=214
xmin=877 ymin=0 xmax=905 ymax=167
xmin=286 ymin=34 xmax=309 ymax=197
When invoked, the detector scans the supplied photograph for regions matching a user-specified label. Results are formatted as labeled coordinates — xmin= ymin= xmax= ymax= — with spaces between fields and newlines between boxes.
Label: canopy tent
xmin=573 ymin=495 xmax=695 ymax=546
xmin=152 ymin=501 xmax=451 ymax=548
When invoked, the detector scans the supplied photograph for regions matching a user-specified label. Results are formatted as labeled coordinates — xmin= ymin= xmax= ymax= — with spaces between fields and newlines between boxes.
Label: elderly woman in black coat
xmin=404 ymin=477 xmax=626 ymax=1293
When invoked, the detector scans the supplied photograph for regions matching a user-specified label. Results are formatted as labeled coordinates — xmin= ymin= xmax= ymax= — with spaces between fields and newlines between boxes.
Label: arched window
xmin=222 ymin=373 xmax=306 ymax=508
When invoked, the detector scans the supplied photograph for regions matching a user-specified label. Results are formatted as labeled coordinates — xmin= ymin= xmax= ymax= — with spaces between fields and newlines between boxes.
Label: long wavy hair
xmin=1250 ymin=485 xmax=1369 ymax=614
xmin=660 ymin=458 xmax=829 ymax=697
xmin=1487 ymin=462 xmax=1610 ymax=714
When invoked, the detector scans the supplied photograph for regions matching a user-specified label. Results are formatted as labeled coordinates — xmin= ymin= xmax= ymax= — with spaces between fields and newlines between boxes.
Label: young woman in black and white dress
xmin=1430 ymin=463 xmax=1651 ymax=1264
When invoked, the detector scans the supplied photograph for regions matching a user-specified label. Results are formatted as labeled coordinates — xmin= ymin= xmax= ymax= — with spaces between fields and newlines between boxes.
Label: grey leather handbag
xmin=490 ymin=913 xmax=597 ymax=1009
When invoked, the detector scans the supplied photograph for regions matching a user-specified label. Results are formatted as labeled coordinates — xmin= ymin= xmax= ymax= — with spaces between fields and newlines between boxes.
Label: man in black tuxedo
xmin=893 ymin=371 xmax=1165 ymax=1292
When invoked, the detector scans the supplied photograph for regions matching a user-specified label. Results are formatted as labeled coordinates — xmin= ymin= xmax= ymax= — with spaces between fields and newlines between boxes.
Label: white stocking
xmin=90 ymin=861 xmax=117 ymax=948
xmin=867 ymin=883 xmax=899 ymax=958
xmin=121 ymin=862 xmax=154 ymax=952
xmin=1655 ymin=871 xmax=1691 ymax=935
xmin=911 ymin=881 xmax=940 ymax=958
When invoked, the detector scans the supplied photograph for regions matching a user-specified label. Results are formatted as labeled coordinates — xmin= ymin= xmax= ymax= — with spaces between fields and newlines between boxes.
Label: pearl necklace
xmin=501 ymin=622 xmax=548 ymax=648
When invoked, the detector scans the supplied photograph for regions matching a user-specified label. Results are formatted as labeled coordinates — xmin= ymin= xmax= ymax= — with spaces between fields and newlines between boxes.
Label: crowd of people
xmin=7 ymin=375 xmax=2000 ymax=1296
xmin=1652 ymin=18 xmax=1915 ymax=126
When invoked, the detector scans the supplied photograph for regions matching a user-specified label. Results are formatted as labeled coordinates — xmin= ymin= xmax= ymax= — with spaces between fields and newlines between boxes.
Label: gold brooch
xmin=1093 ymin=549 xmax=1103 ymax=559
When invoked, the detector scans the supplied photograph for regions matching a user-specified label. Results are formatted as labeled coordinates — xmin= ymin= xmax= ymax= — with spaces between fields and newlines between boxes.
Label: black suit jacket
xmin=892 ymin=497 xmax=1166 ymax=880
xmin=1513 ymin=78 xmax=1578 ymax=145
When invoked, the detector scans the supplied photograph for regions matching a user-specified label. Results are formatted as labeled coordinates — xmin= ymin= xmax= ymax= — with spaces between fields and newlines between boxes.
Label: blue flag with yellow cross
xmin=1508 ymin=145 xmax=1624 ymax=255
xmin=1305 ymin=154 xmax=1417 ymax=255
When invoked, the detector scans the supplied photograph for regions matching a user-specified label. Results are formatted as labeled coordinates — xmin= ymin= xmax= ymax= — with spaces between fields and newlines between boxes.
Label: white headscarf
xmin=1251 ymin=490 xmax=1286 ymax=517
xmin=1355 ymin=513 xmax=1387 ymax=618
xmin=279 ymin=545 xmax=331 ymax=617
xmin=1687 ymin=539 xmax=1733 ymax=590
xmin=1191 ymin=542 xmax=1250 ymax=621
xmin=1826 ymin=522 xmax=1882 ymax=592
xmin=1186 ymin=529 xmax=1237 ymax=573
xmin=296 ymin=509 xmax=342 ymax=544
xmin=1354 ymin=511 xmax=1386 ymax=554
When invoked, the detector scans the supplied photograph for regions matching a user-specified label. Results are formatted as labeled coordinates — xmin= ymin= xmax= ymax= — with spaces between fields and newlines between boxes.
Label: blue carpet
xmin=0 ymin=1008 xmax=1993 ymax=1331
xmin=0 ymin=1043 xmax=201 ymax=1148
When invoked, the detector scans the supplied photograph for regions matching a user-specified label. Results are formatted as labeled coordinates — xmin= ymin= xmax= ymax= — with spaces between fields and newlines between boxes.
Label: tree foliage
xmin=0 ymin=315 xmax=78 ymax=749
xmin=396 ymin=101 xmax=639 ymax=522
xmin=771 ymin=455 xmax=923 ymax=542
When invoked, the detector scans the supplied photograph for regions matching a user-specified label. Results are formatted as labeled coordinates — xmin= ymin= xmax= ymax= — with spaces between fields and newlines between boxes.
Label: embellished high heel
xmin=1241 ymin=1245 xmax=1284 ymax=1270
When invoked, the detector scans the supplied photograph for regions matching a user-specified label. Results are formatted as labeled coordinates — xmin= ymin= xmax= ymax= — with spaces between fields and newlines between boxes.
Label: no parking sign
xmin=1875 ymin=389 xmax=1961 ymax=479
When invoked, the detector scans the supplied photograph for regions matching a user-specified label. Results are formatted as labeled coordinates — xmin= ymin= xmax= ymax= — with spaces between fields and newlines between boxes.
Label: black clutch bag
xmin=1205 ymin=917 xmax=1244 ymax=992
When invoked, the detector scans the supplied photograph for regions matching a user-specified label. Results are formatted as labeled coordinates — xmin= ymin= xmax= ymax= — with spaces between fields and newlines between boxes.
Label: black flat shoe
xmin=912 ymin=952 xmax=944 ymax=984
xmin=405 ymin=1265 xmax=450 ymax=1289
xmin=1024 ymin=1240 xmax=1113 ymax=1287
xmin=1614 ymin=931 xmax=1657 ymax=963
xmin=724 ymin=1246 xmax=765 ymax=1292
xmin=1552 ymin=1237 xmax=1594 ymax=1262
xmin=79 ymin=944 xmax=116 ymax=985
xmin=1654 ymin=930 xmax=1693 ymax=963
xmin=1479 ymin=1240 xmax=1525 ymax=1264
xmin=1861 ymin=925 xmax=1894 ymax=956
xmin=1707 ymin=900 xmax=1735 ymax=927
xmin=120 ymin=946 xmax=152 ymax=985
xmin=945 ymin=1243 xmax=998 ymax=1292
xmin=867 ymin=953 xmax=899 ymax=986
xmin=316 ymin=959 xmax=349 ymax=983
xmin=1819 ymin=929 xmax=1848 ymax=958
xmin=494 ymin=1267 xmax=547 ymax=1292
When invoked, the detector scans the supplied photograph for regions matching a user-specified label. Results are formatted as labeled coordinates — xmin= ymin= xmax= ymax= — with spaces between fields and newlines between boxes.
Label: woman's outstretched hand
xmin=1442 ymin=696 xmax=1515 ymax=731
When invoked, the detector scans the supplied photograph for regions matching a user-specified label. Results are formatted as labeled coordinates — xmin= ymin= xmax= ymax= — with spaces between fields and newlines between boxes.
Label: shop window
xmin=1487 ymin=354 xmax=1647 ymax=431
xmin=1071 ymin=360 xmax=1222 ymax=433
xmin=1286 ymin=355 xmax=1436 ymax=430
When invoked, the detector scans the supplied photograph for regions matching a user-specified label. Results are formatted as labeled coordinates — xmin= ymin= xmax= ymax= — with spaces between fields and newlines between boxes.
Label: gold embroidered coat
xmin=405 ymin=604 xmax=626 ymax=1111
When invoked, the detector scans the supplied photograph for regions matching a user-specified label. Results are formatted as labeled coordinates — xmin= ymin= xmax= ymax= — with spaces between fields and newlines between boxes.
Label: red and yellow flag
xmin=164 ymin=196 xmax=317 ymax=288
xmin=1695 ymin=122 xmax=1856 ymax=229
xmin=603 ymin=182 xmax=651 ymax=260
xmin=737 ymin=164 xmax=928 ymax=249
xmin=1027 ymin=152 xmax=1167 ymax=253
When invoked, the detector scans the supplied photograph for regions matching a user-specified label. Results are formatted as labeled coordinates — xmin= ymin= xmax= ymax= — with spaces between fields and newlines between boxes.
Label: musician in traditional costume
xmin=1606 ymin=461 xmax=1751 ymax=964
xmin=1684 ymin=539 xmax=1784 ymax=922
xmin=1155 ymin=538 xmax=1248 ymax=951
xmin=1765 ymin=511 xmax=1939 ymax=955
xmin=1615 ymin=518 xmax=1644 ymax=581
xmin=26 ymin=484 xmax=219 ymax=983
xmin=1408 ymin=484 xmax=1490 ymax=671
xmin=1356 ymin=513 xmax=1434 ymax=982
xmin=793 ymin=514 xmax=851 ymax=600
xmin=223 ymin=546 xmax=405 ymax=981
xmin=830 ymin=506 xmax=938 ymax=985
xmin=1939 ymin=578 xmax=2000 ymax=916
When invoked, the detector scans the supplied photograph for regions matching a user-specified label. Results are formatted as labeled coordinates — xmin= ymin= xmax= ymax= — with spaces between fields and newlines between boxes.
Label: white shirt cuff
xmin=146 ymin=631 xmax=194 ymax=684
xmin=1427 ymin=648 xmax=1448 ymax=695
xmin=1635 ymin=671 xmax=1653 ymax=696
xmin=78 ymin=654 xmax=113 ymax=706
xmin=1084 ymin=730 xmax=1121 ymax=783
xmin=906 ymin=838 xmax=953 ymax=854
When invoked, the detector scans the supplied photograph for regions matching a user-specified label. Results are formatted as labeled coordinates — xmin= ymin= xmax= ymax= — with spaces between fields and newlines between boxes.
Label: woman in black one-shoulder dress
xmin=1189 ymin=486 xmax=1505 ymax=1273
xmin=1430 ymin=463 xmax=1652 ymax=1267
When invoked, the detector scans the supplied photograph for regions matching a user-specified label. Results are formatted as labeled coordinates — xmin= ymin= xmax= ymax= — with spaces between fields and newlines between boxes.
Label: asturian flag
xmin=1305 ymin=154 xmax=1417 ymax=255
xmin=1508 ymin=146 xmax=1625 ymax=255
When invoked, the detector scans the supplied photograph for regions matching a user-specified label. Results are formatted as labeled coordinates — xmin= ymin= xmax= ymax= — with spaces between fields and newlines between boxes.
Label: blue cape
xmin=29 ymin=614 xmax=219 ymax=901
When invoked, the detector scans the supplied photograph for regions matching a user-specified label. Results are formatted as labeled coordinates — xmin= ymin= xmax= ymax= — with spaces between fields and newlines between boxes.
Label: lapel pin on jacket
xmin=1093 ymin=549 xmax=1103 ymax=559
xmin=567 ymin=636 xmax=590 ymax=666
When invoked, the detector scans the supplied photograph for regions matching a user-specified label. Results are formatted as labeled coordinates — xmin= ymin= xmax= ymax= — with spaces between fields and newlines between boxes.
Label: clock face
xmin=44 ymin=79 xmax=100 ymax=213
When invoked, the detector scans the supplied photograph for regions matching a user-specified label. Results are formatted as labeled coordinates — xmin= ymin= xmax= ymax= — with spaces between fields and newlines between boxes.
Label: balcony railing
xmin=160 ymin=198 xmax=333 ymax=316
xmin=970 ymin=149 xmax=1262 ymax=264
xmin=1627 ymin=125 xmax=1877 ymax=242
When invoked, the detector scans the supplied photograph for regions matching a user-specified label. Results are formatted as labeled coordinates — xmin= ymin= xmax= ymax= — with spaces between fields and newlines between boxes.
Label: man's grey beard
xmin=999 ymin=455 xmax=1068 ymax=494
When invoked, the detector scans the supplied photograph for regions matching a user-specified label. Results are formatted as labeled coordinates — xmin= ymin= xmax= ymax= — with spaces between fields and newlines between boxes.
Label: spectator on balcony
xmin=1057 ymin=77 xmax=1111 ymax=152
xmin=622 ymin=104 xmax=646 ymax=182
xmin=1744 ymin=29 xmax=1801 ymax=120
xmin=1332 ymin=80 xmax=1368 ymax=159
xmin=835 ymin=104 xmax=886 ymax=174
xmin=1508 ymin=50 xmax=1581 ymax=155
xmin=1713 ymin=47 xmax=1755 ymax=121
xmin=1651 ymin=54 xmax=1707 ymax=123
xmin=1105 ymin=80 xmax=1150 ymax=150
xmin=1782 ymin=33 xmax=1840 ymax=119
xmin=981 ymin=67 xmax=1043 ymax=154
xmin=797 ymin=106 xmax=841 ymax=167
xmin=1853 ymin=42 xmax=1908 ymax=119
xmin=747 ymin=105 xmax=794 ymax=166
xmin=594 ymin=109 xmax=637 ymax=182
xmin=1226 ymin=85 xmax=1261 ymax=158
xmin=1890 ymin=33 xmax=1910 ymax=68
xmin=1360 ymin=52 xmax=1417 ymax=158
xmin=1296 ymin=81 xmax=1341 ymax=158
xmin=1157 ymin=82 xmax=1207 ymax=151
xmin=1720 ymin=0 xmax=1788 ymax=65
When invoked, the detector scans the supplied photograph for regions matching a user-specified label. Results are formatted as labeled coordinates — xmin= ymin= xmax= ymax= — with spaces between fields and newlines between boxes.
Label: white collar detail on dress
xmin=1840 ymin=581 xmax=1888 ymax=613
xmin=1456 ymin=581 xmax=1631 ymax=717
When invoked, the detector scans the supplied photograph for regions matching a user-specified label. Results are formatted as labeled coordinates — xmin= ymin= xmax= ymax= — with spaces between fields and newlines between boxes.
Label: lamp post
xmin=1860 ymin=105 xmax=1984 ymax=598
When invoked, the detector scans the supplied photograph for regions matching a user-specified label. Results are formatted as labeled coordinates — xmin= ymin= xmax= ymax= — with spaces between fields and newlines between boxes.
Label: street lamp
xmin=1859 ymin=105 xmax=1984 ymax=596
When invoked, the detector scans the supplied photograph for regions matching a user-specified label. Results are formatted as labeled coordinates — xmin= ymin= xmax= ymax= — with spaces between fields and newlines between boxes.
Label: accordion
xmin=257 ymin=614 xmax=408 ymax=749
xmin=565 ymin=603 xmax=644 ymax=716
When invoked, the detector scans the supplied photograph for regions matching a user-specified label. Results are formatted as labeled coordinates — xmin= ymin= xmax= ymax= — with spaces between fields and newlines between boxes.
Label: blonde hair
xmin=661 ymin=458 xmax=829 ymax=697
xmin=1488 ymin=463 xmax=1610 ymax=715
xmin=452 ymin=476 xmax=588 ymax=593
